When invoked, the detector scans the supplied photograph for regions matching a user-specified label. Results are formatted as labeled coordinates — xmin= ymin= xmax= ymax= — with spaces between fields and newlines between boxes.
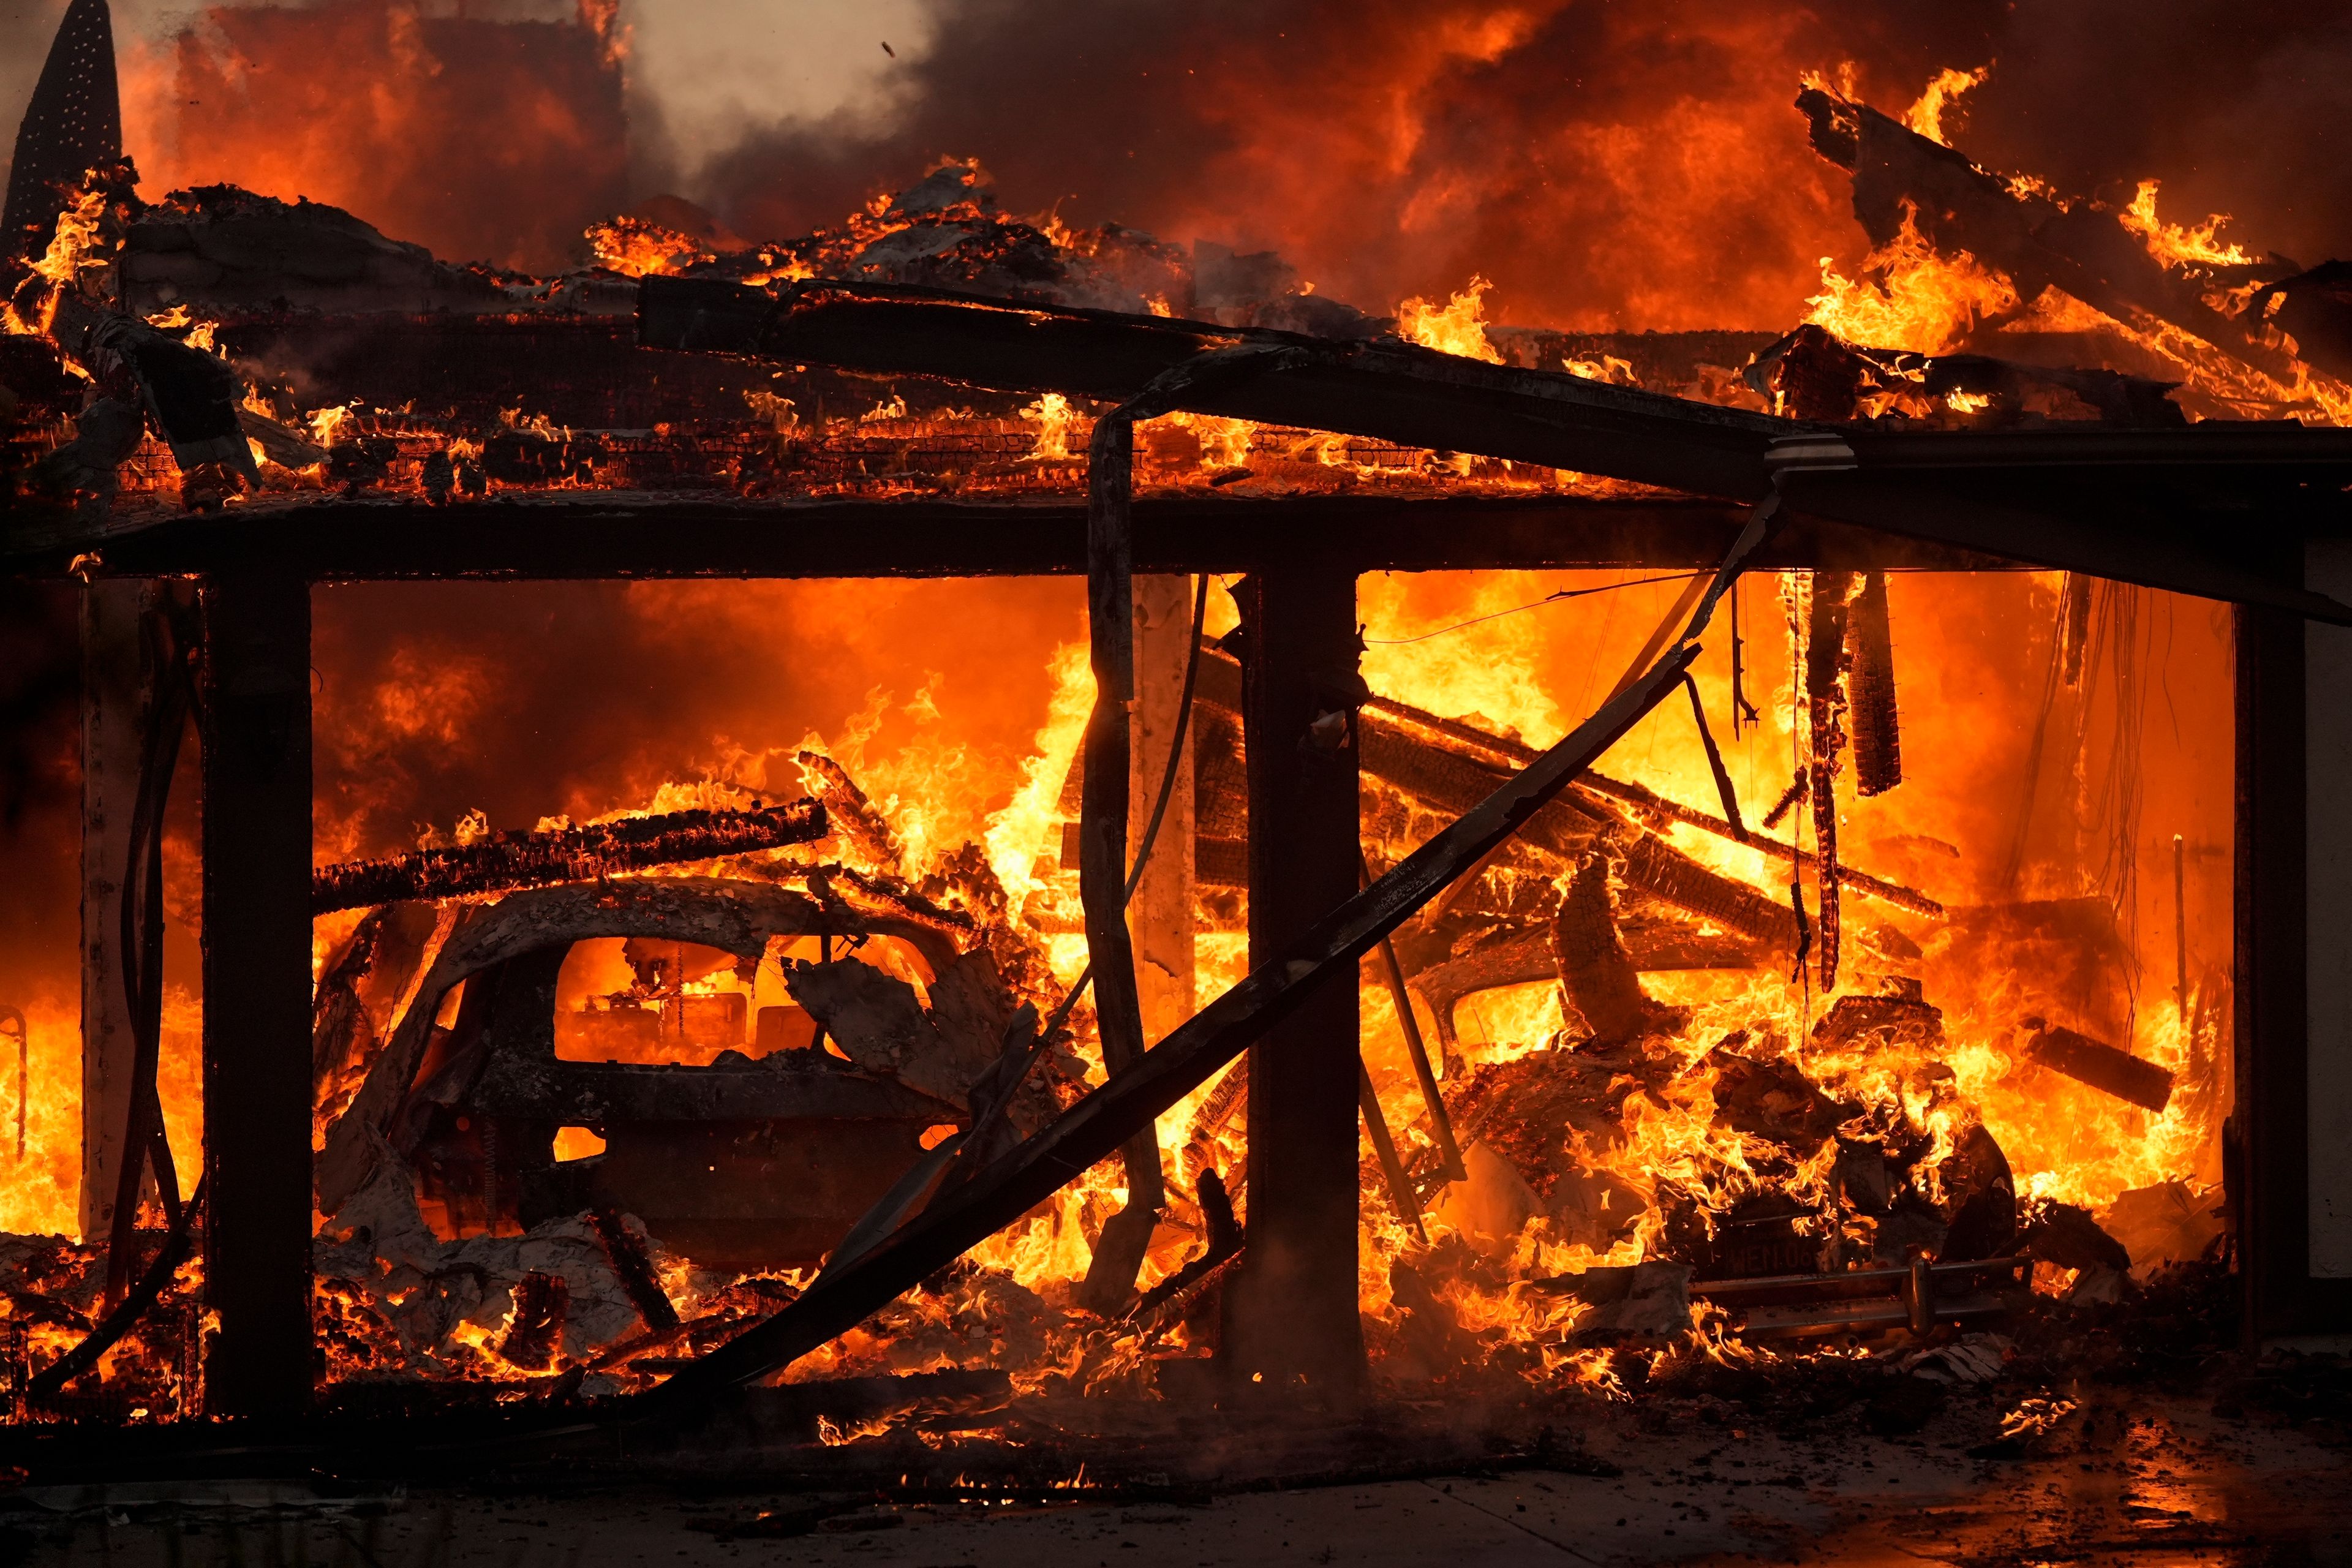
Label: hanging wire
xmin=1363 ymin=572 xmax=1694 ymax=646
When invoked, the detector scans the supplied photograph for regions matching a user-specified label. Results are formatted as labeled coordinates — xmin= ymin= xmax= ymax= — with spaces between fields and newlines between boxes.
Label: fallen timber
xmin=1365 ymin=690 xmax=1945 ymax=920
xmin=619 ymin=496 xmax=1781 ymax=1412
xmin=1186 ymin=641 xmax=1940 ymax=924
xmin=2023 ymin=1022 xmax=2176 ymax=1113
xmin=309 ymin=797 xmax=828 ymax=913
xmin=638 ymin=275 xmax=2352 ymax=624
xmin=1796 ymin=85 xmax=2293 ymax=385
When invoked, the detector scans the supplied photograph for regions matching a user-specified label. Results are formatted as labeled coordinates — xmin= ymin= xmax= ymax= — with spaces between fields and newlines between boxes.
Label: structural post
xmin=199 ymin=570 xmax=314 ymax=1417
xmin=1129 ymin=575 xmax=1196 ymax=1042
xmin=78 ymin=579 xmax=154 ymax=1242
xmin=2310 ymin=543 xmax=2352 ymax=1306
xmin=2236 ymin=581 xmax=2352 ymax=1344
xmin=1223 ymin=568 xmax=1364 ymax=1394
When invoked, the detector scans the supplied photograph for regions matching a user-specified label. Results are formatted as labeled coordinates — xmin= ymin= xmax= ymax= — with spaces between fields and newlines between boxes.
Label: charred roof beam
xmin=638 ymin=277 xmax=2352 ymax=624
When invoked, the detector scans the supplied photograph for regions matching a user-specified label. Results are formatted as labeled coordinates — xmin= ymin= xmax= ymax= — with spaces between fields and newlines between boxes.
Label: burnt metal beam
xmin=620 ymin=497 xmax=1780 ymax=1413
xmin=1221 ymin=567 xmax=1366 ymax=1392
xmin=197 ymin=568 xmax=314 ymax=1419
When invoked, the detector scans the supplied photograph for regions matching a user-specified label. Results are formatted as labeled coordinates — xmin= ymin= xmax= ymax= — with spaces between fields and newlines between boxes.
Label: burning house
xmin=1 ymin=0 xmax=2349 ymax=1556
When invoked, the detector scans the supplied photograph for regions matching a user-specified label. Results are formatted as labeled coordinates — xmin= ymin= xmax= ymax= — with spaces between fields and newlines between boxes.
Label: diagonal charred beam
xmin=619 ymin=497 xmax=1782 ymax=1411
xmin=1619 ymin=833 xmax=1802 ymax=948
xmin=2024 ymin=1022 xmax=2175 ymax=1112
xmin=641 ymin=276 xmax=1790 ymax=500
xmin=309 ymin=797 xmax=827 ymax=914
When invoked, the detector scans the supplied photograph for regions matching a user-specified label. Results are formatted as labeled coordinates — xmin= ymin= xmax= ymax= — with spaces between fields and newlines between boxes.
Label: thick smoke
xmin=695 ymin=0 xmax=2352 ymax=331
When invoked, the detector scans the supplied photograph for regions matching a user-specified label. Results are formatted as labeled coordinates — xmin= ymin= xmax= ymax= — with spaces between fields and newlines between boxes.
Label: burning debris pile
xmin=7 ymin=61 xmax=2351 ymax=523
xmin=9 ymin=634 xmax=2224 ymax=1423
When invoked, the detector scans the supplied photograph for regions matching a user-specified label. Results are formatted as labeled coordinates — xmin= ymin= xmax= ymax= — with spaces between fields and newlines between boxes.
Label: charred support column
xmin=1131 ymin=575 xmax=1197 ymax=1040
xmin=199 ymin=570 xmax=314 ymax=1417
xmin=1223 ymin=568 xmax=1365 ymax=1394
xmin=2236 ymin=578 xmax=2352 ymax=1343
xmin=78 ymin=579 xmax=154 ymax=1241
xmin=2310 ymin=543 xmax=2352 ymax=1302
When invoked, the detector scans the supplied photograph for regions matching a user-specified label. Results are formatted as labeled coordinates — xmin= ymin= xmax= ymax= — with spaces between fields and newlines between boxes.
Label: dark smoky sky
xmin=7 ymin=1 xmax=2346 ymax=315
xmin=693 ymin=0 xmax=2352 ymax=329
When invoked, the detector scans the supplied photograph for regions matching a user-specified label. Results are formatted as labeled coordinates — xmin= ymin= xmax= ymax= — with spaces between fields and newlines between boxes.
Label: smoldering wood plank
xmin=311 ymin=797 xmax=827 ymax=913
xmin=77 ymin=578 xmax=151 ymax=1243
xmin=2023 ymin=1023 xmax=2176 ymax=1112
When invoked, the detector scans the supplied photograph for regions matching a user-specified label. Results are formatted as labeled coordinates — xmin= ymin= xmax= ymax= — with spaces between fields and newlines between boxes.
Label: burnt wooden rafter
xmin=638 ymin=276 xmax=2352 ymax=623
xmin=1795 ymin=88 xmax=2293 ymax=383
xmin=643 ymin=276 xmax=1786 ymax=498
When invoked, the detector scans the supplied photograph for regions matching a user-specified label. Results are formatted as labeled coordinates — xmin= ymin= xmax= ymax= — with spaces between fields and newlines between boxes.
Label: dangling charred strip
xmin=1847 ymin=570 xmax=1902 ymax=797
xmin=1805 ymin=571 xmax=1858 ymax=990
